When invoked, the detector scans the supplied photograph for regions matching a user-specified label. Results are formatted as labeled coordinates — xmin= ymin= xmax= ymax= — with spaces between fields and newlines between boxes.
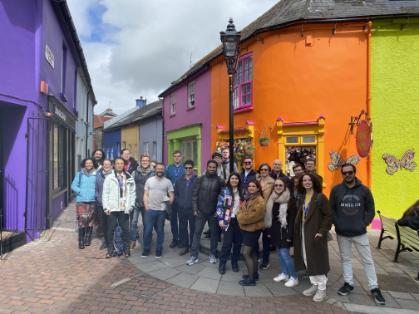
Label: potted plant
xmin=258 ymin=136 xmax=270 ymax=147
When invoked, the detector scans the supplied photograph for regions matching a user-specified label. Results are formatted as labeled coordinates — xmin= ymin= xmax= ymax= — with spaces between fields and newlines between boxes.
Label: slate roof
xmin=159 ymin=0 xmax=419 ymax=96
xmin=104 ymin=100 xmax=162 ymax=130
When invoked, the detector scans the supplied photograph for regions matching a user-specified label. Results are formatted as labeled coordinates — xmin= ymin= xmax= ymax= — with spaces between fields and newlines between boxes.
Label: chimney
xmin=136 ymin=96 xmax=147 ymax=108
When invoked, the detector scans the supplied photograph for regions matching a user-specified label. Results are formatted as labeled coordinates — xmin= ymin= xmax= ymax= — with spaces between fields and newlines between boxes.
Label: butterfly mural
xmin=328 ymin=151 xmax=360 ymax=172
xmin=382 ymin=149 xmax=416 ymax=175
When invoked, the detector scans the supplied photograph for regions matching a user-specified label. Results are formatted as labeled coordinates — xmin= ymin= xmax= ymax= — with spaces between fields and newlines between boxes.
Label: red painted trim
xmin=234 ymin=105 xmax=253 ymax=113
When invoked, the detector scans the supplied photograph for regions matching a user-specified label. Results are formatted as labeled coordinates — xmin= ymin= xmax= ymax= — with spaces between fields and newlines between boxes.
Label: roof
xmin=104 ymin=100 xmax=162 ymax=130
xmin=93 ymin=115 xmax=112 ymax=129
xmin=50 ymin=0 xmax=97 ymax=104
xmin=159 ymin=0 xmax=419 ymax=97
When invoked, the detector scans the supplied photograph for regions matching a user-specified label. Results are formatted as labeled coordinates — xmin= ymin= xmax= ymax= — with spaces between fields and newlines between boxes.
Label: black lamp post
xmin=220 ymin=18 xmax=241 ymax=175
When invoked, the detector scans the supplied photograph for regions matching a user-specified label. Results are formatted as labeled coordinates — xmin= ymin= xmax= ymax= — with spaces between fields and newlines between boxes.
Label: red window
xmin=233 ymin=54 xmax=253 ymax=111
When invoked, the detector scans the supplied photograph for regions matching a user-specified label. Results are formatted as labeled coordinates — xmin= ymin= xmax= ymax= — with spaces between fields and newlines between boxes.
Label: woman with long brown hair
xmin=237 ymin=179 xmax=266 ymax=286
xmin=294 ymin=173 xmax=332 ymax=302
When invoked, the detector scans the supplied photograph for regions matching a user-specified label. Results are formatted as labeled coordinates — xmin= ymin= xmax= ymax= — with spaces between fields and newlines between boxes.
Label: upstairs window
xmin=61 ymin=44 xmax=67 ymax=98
xmin=233 ymin=54 xmax=253 ymax=110
xmin=187 ymin=81 xmax=195 ymax=108
xmin=170 ymin=94 xmax=176 ymax=115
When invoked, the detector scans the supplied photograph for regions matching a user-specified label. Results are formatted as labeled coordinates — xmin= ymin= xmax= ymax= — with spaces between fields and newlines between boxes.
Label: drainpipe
xmin=85 ymin=88 xmax=92 ymax=158
xmin=366 ymin=21 xmax=372 ymax=188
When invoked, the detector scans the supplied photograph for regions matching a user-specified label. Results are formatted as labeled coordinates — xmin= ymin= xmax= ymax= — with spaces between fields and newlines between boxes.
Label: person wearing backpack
xmin=71 ymin=158 xmax=97 ymax=249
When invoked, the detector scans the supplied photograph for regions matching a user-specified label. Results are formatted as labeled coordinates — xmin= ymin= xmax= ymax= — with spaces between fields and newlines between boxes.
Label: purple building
xmin=160 ymin=66 xmax=211 ymax=174
xmin=0 ymin=0 xmax=95 ymax=249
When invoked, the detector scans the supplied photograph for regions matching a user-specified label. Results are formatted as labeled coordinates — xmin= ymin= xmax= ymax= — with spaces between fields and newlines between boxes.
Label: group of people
xmin=71 ymin=147 xmax=386 ymax=305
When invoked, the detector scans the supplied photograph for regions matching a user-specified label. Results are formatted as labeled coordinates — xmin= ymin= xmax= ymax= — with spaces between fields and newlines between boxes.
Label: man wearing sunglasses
xmin=240 ymin=158 xmax=257 ymax=198
xmin=329 ymin=164 xmax=385 ymax=305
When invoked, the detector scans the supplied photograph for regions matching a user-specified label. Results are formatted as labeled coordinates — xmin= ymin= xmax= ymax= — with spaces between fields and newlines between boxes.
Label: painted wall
xmin=163 ymin=69 xmax=211 ymax=171
xmin=75 ymin=71 xmax=88 ymax=169
xmin=211 ymin=23 xmax=370 ymax=194
xmin=371 ymin=19 xmax=419 ymax=219
xmin=121 ymin=124 xmax=140 ymax=160
xmin=140 ymin=115 xmax=163 ymax=162
xmin=103 ymin=129 xmax=121 ymax=160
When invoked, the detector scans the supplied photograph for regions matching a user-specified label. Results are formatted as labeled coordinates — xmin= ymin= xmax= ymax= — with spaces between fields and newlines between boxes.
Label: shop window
xmin=187 ymin=81 xmax=195 ymax=108
xmin=233 ymin=54 xmax=253 ymax=111
xmin=286 ymin=136 xmax=299 ymax=144
xmin=152 ymin=141 xmax=157 ymax=160
xmin=302 ymin=135 xmax=316 ymax=144
xmin=52 ymin=124 xmax=67 ymax=191
xmin=181 ymin=138 xmax=198 ymax=166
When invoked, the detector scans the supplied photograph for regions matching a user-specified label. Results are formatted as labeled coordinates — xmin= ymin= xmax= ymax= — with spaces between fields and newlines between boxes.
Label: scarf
xmin=265 ymin=189 xmax=290 ymax=229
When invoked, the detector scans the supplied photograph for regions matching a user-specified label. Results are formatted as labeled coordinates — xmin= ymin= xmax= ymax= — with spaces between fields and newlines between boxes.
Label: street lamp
xmin=220 ymin=18 xmax=241 ymax=175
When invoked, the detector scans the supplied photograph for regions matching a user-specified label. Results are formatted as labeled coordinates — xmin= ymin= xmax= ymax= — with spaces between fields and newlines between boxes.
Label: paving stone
xmin=167 ymin=272 xmax=199 ymax=289
xmin=388 ymin=291 xmax=416 ymax=300
xmin=396 ymin=299 xmax=419 ymax=311
xmin=264 ymin=282 xmax=298 ymax=297
xmin=190 ymin=277 xmax=220 ymax=293
xmin=148 ymin=267 xmax=181 ymax=281
xmin=244 ymin=285 xmax=273 ymax=297
xmin=196 ymin=267 xmax=222 ymax=280
xmin=217 ymin=281 xmax=245 ymax=296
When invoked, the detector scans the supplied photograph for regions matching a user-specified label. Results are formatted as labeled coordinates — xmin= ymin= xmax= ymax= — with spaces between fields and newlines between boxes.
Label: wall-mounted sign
xmin=356 ymin=120 xmax=372 ymax=158
xmin=45 ymin=44 xmax=55 ymax=69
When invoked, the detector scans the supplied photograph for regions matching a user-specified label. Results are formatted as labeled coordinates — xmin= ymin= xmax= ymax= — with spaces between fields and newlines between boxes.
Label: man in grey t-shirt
xmin=142 ymin=163 xmax=174 ymax=258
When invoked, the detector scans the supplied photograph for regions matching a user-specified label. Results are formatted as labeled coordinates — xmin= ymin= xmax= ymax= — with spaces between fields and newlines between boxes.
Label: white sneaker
xmin=303 ymin=284 xmax=318 ymax=296
xmin=208 ymin=254 xmax=217 ymax=264
xmin=284 ymin=277 xmax=299 ymax=288
xmin=186 ymin=256 xmax=199 ymax=266
xmin=273 ymin=273 xmax=289 ymax=282
xmin=313 ymin=289 xmax=327 ymax=302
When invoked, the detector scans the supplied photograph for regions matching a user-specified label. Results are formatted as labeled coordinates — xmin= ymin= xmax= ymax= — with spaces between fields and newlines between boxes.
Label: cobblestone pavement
xmin=0 ymin=204 xmax=345 ymax=314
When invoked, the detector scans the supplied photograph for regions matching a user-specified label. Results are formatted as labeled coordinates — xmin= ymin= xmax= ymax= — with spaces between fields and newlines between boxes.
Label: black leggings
xmin=242 ymin=245 xmax=258 ymax=279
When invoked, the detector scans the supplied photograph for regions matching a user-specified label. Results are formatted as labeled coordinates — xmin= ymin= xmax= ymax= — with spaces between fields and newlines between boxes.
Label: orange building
xmin=211 ymin=19 xmax=370 ymax=193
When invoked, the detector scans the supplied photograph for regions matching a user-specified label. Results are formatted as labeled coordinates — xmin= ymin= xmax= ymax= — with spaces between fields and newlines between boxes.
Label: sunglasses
xmin=244 ymin=161 xmax=252 ymax=164
xmin=274 ymin=184 xmax=284 ymax=187
xmin=342 ymin=171 xmax=354 ymax=176
xmin=260 ymin=168 xmax=269 ymax=172
xmin=185 ymin=166 xmax=193 ymax=169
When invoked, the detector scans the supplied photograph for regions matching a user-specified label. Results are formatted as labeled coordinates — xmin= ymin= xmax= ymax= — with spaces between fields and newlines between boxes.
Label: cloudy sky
xmin=67 ymin=0 xmax=278 ymax=114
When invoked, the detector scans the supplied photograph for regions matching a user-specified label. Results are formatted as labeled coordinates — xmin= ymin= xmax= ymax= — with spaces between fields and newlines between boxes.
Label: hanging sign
xmin=356 ymin=120 xmax=372 ymax=158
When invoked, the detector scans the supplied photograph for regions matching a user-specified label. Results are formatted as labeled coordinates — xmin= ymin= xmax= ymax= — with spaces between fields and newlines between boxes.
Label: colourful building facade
xmin=370 ymin=18 xmax=419 ymax=221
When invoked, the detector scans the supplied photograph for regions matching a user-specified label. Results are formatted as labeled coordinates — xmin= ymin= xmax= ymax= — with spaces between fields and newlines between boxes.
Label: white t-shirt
xmin=231 ymin=190 xmax=240 ymax=218
xmin=144 ymin=176 xmax=174 ymax=211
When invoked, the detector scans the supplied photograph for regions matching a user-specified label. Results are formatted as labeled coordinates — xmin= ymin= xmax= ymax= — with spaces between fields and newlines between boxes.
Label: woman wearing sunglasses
xmin=266 ymin=178 xmax=298 ymax=287
xmin=294 ymin=173 xmax=332 ymax=302
xmin=237 ymin=179 xmax=266 ymax=286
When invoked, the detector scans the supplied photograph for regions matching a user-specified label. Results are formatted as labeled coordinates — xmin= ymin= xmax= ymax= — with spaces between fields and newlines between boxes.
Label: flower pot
xmin=259 ymin=138 xmax=270 ymax=147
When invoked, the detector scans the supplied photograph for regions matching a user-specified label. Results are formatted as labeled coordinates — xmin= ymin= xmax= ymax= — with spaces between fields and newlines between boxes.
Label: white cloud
xmin=68 ymin=0 xmax=278 ymax=114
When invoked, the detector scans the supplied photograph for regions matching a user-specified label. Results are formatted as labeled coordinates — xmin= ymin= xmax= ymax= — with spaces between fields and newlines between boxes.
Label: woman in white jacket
xmin=102 ymin=158 xmax=136 ymax=258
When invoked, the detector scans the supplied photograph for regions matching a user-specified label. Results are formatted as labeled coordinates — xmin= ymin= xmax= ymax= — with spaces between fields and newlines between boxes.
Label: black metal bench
xmin=377 ymin=210 xmax=419 ymax=262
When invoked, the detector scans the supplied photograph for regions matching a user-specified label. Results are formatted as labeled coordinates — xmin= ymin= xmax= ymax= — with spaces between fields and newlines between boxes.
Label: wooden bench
xmin=377 ymin=210 xmax=419 ymax=262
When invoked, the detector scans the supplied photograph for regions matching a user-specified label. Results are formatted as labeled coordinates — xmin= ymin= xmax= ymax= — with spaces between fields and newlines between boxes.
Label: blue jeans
xmin=277 ymin=247 xmax=297 ymax=279
xmin=130 ymin=206 xmax=145 ymax=241
xmin=143 ymin=209 xmax=166 ymax=254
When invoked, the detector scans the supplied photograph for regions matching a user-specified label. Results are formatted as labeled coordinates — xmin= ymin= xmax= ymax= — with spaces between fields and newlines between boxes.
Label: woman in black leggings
xmin=237 ymin=179 xmax=266 ymax=286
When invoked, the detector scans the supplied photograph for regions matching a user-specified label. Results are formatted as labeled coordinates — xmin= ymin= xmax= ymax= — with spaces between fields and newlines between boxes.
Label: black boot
xmin=78 ymin=228 xmax=85 ymax=249
xmin=84 ymin=226 xmax=93 ymax=246
xmin=231 ymin=261 xmax=239 ymax=272
xmin=218 ymin=262 xmax=226 ymax=275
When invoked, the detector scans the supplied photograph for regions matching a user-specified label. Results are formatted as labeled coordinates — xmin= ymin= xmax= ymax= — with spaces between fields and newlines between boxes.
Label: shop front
xmin=48 ymin=96 xmax=76 ymax=227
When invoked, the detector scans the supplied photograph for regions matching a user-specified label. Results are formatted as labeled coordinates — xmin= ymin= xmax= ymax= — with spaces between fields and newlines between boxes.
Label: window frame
xmin=187 ymin=81 xmax=196 ymax=109
xmin=169 ymin=94 xmax=176 ymax=116
xmin=233 ymin=54 xmax=253 ymax=112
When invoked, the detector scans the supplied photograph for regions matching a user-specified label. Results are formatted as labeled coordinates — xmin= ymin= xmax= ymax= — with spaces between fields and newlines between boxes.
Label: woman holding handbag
xmin=216 ymin=173 xmax=243 ymax=274
xmin=71 ymin=158 xmax=97 ymax=249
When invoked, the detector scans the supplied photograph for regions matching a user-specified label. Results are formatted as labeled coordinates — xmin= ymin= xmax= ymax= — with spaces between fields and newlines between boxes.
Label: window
xmin=187 ymin=81 xmax=195 ymax=108
xmin=170 ymin=94 xmax=176 ymax=115
xmin=233 ymin=54 xmax=253 ymax=110
xmin=181 ymin=138 xmax=198 ymax=166
xmin=52 ymin=124 xmax=67 ymax=191
xmin=286 ymin=135 xmax=317 ymax=145
xmin=143 ymin=142 xmax=150 ymax=155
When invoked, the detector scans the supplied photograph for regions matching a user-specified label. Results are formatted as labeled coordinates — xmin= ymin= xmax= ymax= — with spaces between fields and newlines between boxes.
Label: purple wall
xmin=163 ymin=69 xmax=212 ymax=170
xmin=0 ymin=0 xmax=78 ymax=240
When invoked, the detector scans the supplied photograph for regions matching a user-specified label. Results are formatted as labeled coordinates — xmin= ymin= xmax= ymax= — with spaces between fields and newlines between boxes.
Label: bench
xmin=377 ymin=210 xmax=419 ymax=263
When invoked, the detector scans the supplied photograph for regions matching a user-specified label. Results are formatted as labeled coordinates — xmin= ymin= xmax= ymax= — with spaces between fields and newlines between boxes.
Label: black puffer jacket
xmin=192 ymin=172 xmax=224 ymax=215
xmin=132 ymin=166 xmax=154 ymax=207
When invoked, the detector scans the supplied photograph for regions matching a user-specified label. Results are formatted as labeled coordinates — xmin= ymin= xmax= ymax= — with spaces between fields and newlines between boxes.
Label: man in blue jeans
xmin=142 ymin=163 xmax=174 ymax=258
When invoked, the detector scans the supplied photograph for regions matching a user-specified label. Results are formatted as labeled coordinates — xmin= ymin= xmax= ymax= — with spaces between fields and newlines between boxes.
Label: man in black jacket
xmin=240 ymin=157 xmax=257 ymax=198
xmin=330 ymin=164 xmax=385 ymax=305
xmin=130 ymin=154 xmax=154 ymax=249
xmin=187 ymin=160 xmax=224 ymax=265
xmin=175 ymin=160 xmax=197 ymax=256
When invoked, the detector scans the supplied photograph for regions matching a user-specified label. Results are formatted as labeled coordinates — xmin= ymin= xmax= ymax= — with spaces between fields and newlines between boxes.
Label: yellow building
xmin=121 ymin=124 xmax=140 ymax=160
